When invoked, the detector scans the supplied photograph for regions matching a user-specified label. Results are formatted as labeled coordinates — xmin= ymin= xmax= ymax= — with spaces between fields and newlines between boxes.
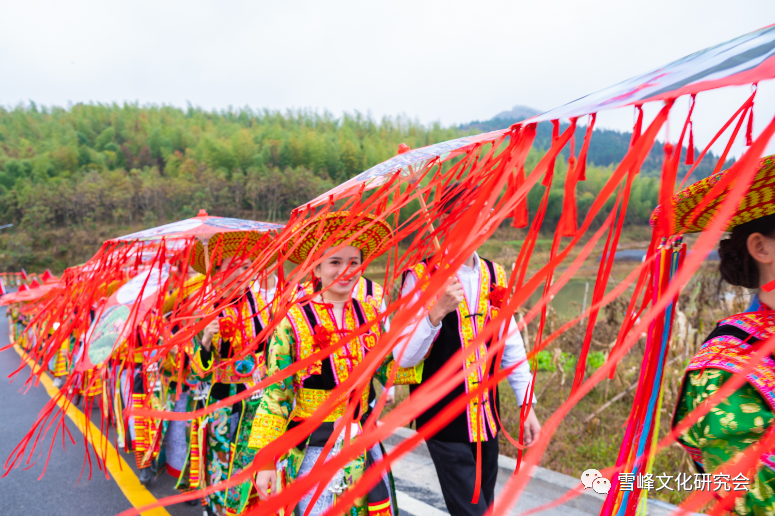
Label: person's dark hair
xmin=718 ymin=213 xmax=775 ymax=289
xmin=438 ymin=182 xmax=479 ymax=215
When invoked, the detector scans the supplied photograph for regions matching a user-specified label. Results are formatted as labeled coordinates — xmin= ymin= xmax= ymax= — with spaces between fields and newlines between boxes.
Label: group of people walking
xmin=8 ymin=184 xmax=541 ymax=516
xmin=6 ymin=155 xmax=775 ymax=516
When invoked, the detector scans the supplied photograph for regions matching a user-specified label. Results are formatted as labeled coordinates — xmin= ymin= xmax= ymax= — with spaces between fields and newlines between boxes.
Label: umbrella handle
xmin=202 ymin=239 xmax=211 ymax=275
xmin=418 ymin=195 xmax=441 ymax=252
xmin=405 ymin=157 xmax=440 ymax=252
xmin=200 ymin=237 xmax=212 ymax=298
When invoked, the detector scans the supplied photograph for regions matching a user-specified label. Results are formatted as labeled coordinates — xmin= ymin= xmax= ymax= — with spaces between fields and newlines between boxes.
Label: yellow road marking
xmin=11 ymin=336 xmax=171 ymax=516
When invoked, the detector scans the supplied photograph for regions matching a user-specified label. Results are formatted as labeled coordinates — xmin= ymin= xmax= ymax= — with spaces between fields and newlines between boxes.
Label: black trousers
xmin=426 ymin=437 xmax=500 ymax=516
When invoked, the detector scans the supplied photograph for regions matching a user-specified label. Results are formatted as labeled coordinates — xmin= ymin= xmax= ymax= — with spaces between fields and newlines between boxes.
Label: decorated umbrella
xmin=81 ymin=266 xmax=169 ymax=370
xmin=304 ymin=130 xmax=512 ymax=207
xmin=111 ymin=209 xmax=283 ymax=245
xmin=11 ymin=210 xmax=285 ymax=378
xmin=61 ymin=210 xmax=286 ymax=370
xmin=0 ymin=282 xmax=60 ymax=307
xmin=3 ymin=210 xmax=286 ymax=480
xmin=473 ymin=24 xmax=775 ymax=516
xmin=111 ymin=209 xmax=284 ymax=273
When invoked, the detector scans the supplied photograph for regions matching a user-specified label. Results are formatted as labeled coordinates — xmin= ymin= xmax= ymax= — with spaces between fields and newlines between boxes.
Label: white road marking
xmin=396 ymin=490 xmax=449 ymax=516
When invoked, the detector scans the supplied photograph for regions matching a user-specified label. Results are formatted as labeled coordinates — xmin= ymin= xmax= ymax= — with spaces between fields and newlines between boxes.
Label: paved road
xmin=0 ymin=315 xmax=199 ymax=516
xmin=0 ymin=313 xmax=683 ymax=516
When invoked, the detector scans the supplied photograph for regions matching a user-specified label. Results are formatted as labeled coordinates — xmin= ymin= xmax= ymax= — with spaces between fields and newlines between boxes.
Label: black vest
xmin=286 ymin=299 xmax=375 ymax=449
xmin=406 ymin=258 xmax=502 ymax=443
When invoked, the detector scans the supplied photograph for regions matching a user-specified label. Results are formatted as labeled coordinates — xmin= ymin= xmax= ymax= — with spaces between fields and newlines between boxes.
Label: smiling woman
xmin=313 ymin=245 xmax=364 ymax=302
xmin=248 ymin=210 xmax=421 ymax=516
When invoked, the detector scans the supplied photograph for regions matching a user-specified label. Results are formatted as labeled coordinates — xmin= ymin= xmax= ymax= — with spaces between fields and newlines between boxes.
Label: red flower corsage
xmin=488 ymin=285 xmax=510 ymax=309
xmin=314 ymin=324 xmax=333 ymax=349
xmin=218 ymin=317 xmax=237 ymax=340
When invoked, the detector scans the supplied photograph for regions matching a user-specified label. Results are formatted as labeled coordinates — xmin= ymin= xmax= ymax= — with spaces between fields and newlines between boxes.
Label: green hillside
xmin=462 ymin=114 xmax=730 ymax=181
xmin=0 ymin=103 xmax=660 ymax=272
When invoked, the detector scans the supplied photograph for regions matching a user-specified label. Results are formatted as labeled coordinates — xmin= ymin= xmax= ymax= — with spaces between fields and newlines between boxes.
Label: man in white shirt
xmin=394 ymin=183 xmax=541 ymax=516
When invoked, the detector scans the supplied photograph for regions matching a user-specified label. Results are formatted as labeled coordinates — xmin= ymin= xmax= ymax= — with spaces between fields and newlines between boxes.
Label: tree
xmin=340 ymin=140 xmax=361 ymax=179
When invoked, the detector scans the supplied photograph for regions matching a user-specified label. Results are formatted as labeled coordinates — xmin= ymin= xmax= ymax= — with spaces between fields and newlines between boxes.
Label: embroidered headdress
xmin=190 ymin=231 xmax=277 ymax=274
xmin=650 ymin=154 xmax=775 ymax=234
xmin=285 ymin=211 xmax=393 ymax=265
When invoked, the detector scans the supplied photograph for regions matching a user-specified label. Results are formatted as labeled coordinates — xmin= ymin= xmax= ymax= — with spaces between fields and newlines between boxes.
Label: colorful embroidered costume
xmin=298 ymin=276 xmax=385 ymax=312
xmin=191 ymin=279 xmax=275 ymax=516
xmin=248 ymin=297 xmax=421 ymax=516
xmin=674 ymin=311 xmax=775 ymax=515
xmin=403 ymin=257 xmax=511 ymax=443
xmin=395 ymin=251 xmax=535 ymax=516
xmin=655 ymin=153 xmax=775 ymax=515
xmin=158 ymin=274 xmax=205 ymax=482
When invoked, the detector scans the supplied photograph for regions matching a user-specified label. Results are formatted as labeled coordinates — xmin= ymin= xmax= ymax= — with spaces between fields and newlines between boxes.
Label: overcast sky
xmin=2 ymin=0 xmax=775 ymax=157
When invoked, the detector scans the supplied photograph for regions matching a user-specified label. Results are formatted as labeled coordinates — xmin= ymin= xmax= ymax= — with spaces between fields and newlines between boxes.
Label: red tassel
xmin=558 ymin=118 xmax=580 ymax=237
xmin=658 ymin=142 xmax=677 ymax=237
xmin=685 ymin=121 xmax=695 ymax=165
xmin=510 ymin=166 xmax=529 ymax=228
xmin=576 ymin=113 xmax=596 ymax=181
xmin=133 ymin=249 xmax=142 ymax=275
xmin=558 ymin=157 xmax=578 ymax=237
xmin=631 ymin=105 xmax=643 ymax=144
xmin=542 ymin=120 xmax=560 ymax=187
xmin=746 ymin=106 xmax=754 ymax=146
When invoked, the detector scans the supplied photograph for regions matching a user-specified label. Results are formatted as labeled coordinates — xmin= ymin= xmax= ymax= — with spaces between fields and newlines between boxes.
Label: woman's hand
xmin=255 ymin=469 xmax=277 ymax=499
xmin=201 ymin=319 xmax=220 ymax=351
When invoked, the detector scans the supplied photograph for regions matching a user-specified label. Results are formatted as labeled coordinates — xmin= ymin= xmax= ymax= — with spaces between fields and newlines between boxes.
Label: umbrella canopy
xmin=81 ymin=266 xmax=169 ymax=369
xmin=110 ymin=209 xmax=285 ymax=273
xmin=110 ymin=209 xmax=284 ymax=242
xmin=530 ymin=24 xmax=775 ymax=122
xmin=75 ymin=213 xmax=284 ymax=364
xmin=0 ymin=282 xmax=60 ymax=306
xmin=305 ymin=25 xmax=775 ymax=210
xmin=304 ymin=129 xmax=511 ymax=207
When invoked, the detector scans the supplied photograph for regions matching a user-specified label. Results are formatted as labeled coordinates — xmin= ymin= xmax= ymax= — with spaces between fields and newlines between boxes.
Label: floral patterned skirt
xmin=204 ymin=384 xmax=262 ymax=516
xmin=287 ymin=442 xmax=395 ymax=516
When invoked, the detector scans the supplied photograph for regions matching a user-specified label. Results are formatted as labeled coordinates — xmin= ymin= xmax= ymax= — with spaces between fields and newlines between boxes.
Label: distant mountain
xmin=492 ymin=105 xmax=542 ymax=121
xmin=460 ymin=108 xmax=730 ymax=180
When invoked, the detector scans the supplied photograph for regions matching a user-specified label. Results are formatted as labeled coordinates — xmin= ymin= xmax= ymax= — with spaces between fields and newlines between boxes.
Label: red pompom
xmin=314 ymin=324 xmax=333 ymax=349
xmin=488 ymin=285 xmax=510 ymax=309
xmin=218 ymin=317 xmax=237 ymax=340
xmin=663 ymin=142 xmax=674 ymax=160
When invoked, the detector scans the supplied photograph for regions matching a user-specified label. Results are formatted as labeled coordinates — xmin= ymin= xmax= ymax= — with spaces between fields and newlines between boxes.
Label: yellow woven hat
xmin=190 ymin=231 xmax=277 ymax=274
xmin=650 ymin=154 xmax=775 ymax=234
xmin=286 ymin=211 xmax=393 ymax=265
